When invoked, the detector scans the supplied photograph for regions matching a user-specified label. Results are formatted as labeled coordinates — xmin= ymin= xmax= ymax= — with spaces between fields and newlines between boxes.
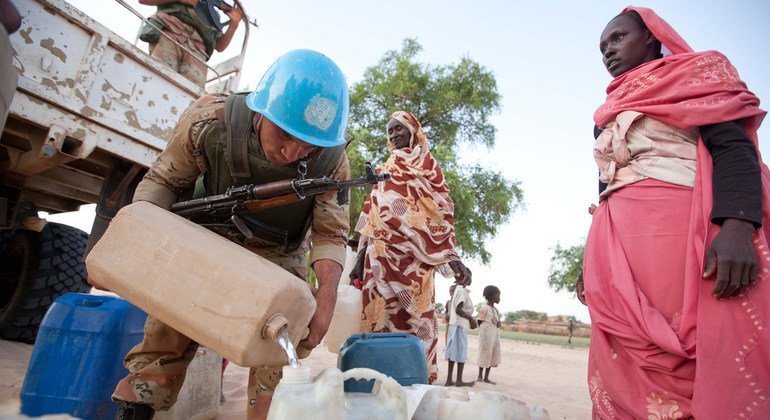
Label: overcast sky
xmin=53 ymin=0 xmax=770 ymax=323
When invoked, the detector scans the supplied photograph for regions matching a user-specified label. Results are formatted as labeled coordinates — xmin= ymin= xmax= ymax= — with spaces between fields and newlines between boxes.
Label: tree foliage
xmin=435 ymin=302 xmax=445 ymax=315
xmin=546 ymin=243 xmax=585 ymax=293
xmin=504 ymin=310 xmax=548 ymax=322
xmin=347 ymin=39 xmax=524 ymax=264
xmin=474 ymin=302 xmax=483 ymax=315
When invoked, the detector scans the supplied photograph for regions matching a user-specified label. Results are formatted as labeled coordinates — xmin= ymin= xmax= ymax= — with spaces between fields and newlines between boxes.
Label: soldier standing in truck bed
xmin=138 ymin=0 xmax=242 ymax=86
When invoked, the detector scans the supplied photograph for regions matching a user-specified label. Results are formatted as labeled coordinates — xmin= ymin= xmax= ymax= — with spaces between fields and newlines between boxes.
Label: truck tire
xmin=0 ymin=222 xmax=90 ymax=343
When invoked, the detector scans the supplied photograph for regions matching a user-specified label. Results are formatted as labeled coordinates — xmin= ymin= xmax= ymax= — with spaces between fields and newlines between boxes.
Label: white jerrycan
xmin=267 ymin=366 xmax=407 ymax=420
xmin=324 ymin=284 xmax=363 ymax=353
xmin=266 ymin=366 xmax=343 ymax=420
xmin=343 ymin=368 xmax=408 ymax=420
xmin=413 ymin=387 xmax=548 ymax=420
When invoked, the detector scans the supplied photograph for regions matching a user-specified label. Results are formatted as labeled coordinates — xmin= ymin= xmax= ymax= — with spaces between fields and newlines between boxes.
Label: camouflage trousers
xmin=148 ymin=25 xmax=208 ymax=87
xmin=111 ymin=246 xmax=309 ymax=412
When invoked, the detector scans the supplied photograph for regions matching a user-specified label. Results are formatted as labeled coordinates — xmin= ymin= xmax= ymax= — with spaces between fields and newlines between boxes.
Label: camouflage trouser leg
xmin=148 ymin=28 xmax=207 ymax=87
xmin=111 ymin=315 xmax=198 ymax=410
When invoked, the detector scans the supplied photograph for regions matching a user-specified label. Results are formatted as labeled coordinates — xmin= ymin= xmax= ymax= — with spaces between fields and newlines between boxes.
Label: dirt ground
xmin=1 ymin=332 xmax=590 ymax=419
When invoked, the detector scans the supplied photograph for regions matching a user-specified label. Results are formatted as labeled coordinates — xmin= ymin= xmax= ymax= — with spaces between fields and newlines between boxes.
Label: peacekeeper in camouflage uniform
xmin=111 ymin=50 xmax=351 ymax=420
xmin=138 ymin=0 xmax=242 ymax=87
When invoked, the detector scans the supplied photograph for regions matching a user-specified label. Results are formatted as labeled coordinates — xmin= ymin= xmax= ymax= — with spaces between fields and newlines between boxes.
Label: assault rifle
xmin=171 ymin=162 xmax=389 ymax=241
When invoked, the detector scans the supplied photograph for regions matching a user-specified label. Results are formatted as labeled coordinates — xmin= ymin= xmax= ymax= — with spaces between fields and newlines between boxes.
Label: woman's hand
xmin=349 ymin=249 xmax=366 ymax=283
xmin=703 ymin=218 xmax=758 ymax=299
xmin=449 ymin=260 xmax=471 ymax=285
xmin=576 ymin=272 xmax=587 ymax=306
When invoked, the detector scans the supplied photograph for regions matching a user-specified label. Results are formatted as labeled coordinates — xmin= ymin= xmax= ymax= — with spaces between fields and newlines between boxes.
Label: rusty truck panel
xmin=1 ymin=0 xmax=232 ymax=216
xmin=10 ymin=0 xmax=202 ymax=165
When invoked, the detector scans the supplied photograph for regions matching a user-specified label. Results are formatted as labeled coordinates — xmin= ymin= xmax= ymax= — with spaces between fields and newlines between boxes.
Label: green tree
xmin=474 ymin=302 xmax=483 ymax=315
xmin=435 ymin=302 xmax=445 ymax=315
xmin=347 ymin=38 xmax=524 ymax=264
xmin=547 ymin=243 xmax=585 ymax=293
xmin=504 ymin=312 xmax=517 ymax=323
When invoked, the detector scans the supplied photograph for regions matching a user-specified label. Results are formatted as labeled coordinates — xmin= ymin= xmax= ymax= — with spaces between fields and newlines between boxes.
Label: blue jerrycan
xmin=338 ymin=332 xmax=428 ymax=392
xmin=20 ymin=293 xmax=147 ymax=419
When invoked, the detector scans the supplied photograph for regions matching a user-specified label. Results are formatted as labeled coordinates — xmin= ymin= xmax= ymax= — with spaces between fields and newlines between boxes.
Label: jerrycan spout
xmin=261 ymin=313 xmax=289 ymax=341
xmin=262 ymin=313 xmax=301 ymax=368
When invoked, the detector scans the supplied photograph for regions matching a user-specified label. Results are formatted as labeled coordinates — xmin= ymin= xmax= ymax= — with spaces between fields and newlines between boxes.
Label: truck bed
xmin=3 ymin=0 xmax=205 ymax=214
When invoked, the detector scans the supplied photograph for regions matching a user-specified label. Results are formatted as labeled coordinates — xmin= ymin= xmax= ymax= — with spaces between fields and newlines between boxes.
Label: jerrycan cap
xmin=281 ymin=365 xmax=311 ymax=384
xmin=445 ymin=387 xmax=471 ymax=401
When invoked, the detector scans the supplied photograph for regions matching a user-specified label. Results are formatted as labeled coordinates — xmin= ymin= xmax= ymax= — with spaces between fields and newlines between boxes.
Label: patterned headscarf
xmin=388 ymin=111 xmax=428 ymax=150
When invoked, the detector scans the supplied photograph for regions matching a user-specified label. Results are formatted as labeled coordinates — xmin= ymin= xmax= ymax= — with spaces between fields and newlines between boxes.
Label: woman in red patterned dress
xmin=350 ymin=111 xmax=471 ymax=384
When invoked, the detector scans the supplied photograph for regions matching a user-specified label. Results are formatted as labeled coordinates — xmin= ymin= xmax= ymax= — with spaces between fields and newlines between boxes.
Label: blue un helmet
xmin=246 ymin=49 xmax=349 ymax=147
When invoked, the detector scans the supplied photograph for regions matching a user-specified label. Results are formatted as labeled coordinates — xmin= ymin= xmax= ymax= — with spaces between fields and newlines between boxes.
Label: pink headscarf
xmin=595 ymin=6 xmax=764 ymax=131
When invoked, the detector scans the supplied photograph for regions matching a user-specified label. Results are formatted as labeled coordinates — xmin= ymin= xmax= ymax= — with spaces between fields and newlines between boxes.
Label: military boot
xmin=115 ymin=402 xmax=155 ymax=420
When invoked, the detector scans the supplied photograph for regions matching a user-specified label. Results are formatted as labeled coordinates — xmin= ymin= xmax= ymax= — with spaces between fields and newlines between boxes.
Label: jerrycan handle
xmin=297 ymin=328 xmax=312 ymax=359
xmin=343 ymin=368 xmax=402 ymax=396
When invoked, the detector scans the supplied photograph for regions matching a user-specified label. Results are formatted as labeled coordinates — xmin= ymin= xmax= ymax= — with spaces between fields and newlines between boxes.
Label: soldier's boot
xmin=115 ymin=402 xmax=155 ymax=420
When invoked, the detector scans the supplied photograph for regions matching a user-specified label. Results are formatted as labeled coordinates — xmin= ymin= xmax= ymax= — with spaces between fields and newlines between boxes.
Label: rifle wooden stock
xmin=249 ymin=179 xmax=296 ymax=199
xmin=242 ymin=194 xmax=301 ymax=213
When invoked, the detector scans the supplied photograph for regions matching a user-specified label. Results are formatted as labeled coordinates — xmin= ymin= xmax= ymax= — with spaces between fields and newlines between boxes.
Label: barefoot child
xmin=445 ymin=278 xmax=477 ymax=387
xmin=477 ymin=285 xmax=501 ymax=384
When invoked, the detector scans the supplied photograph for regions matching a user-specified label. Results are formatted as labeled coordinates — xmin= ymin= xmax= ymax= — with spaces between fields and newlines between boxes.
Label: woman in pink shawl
xmin=350 ymin=111 xmax=471 ymax=384
xmin=585 ymin=7 xmax=770 ymax=418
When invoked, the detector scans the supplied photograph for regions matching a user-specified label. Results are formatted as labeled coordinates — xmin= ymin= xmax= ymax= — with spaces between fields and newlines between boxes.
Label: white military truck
xmin=0 ymin=0 xmax=250 ymax=342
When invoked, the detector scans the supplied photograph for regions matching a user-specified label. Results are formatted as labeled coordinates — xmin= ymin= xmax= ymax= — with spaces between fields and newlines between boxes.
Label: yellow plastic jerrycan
xmin=85 ymin=201 xmax=316 ymax=367
xmin=267 ymin=366 xmax=408 ymax=420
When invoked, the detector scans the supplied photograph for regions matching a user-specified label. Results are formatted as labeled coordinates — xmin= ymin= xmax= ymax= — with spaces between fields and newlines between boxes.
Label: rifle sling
xmin=236 ymin=213 xmax=289 ymax=247
xmin=225 ymin=93 xmax=253 ymax=178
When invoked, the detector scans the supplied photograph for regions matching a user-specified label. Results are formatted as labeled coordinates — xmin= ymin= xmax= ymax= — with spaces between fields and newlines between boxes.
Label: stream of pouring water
xmin=276 ymin=325 xmax=300 ymax=368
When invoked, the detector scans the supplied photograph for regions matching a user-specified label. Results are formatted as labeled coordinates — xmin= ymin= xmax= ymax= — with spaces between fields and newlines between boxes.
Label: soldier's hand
xmin=224 ymin=4 xmax=242 ymax=23
xmin=299 ymin=288 xmax=335 ymax=351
